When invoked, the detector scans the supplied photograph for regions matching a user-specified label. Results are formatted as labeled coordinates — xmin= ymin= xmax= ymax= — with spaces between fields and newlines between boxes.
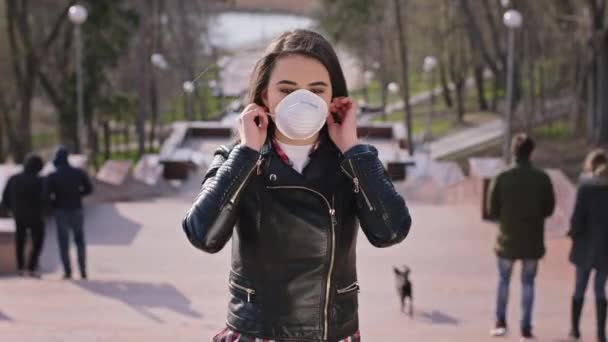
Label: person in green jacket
xmin=486 ymin=133 xmax=556 ymax=340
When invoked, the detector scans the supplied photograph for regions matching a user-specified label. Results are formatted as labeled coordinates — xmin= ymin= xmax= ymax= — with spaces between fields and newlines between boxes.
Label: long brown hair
xmin=246 ymin=30 xmax=348 ymax=109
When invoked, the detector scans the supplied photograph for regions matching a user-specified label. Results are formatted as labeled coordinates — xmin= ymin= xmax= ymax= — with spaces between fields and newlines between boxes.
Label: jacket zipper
xmin=229 ymin=279 xmax=256 ymax=303
xmin=341 ymin=159 xmax=374 ymax=211
xmin=229 ymin=156 xmax=263 ymax=205
xmin=266 ymin=185 xmax=336 ymax=341
xmin=336 ymin=281 xmax=360 ymax=294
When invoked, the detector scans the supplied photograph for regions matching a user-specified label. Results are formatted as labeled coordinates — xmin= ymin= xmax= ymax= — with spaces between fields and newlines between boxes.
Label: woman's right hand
xmin=239 ymin=104 xmax=269 ymax=152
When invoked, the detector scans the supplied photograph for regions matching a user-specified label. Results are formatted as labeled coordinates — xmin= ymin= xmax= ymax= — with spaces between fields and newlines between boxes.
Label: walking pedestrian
xmin=1 ymin=154 xmax=46 ymax=278
xmin=486 ymin=133 xmax=556 ymax=341
xmin=46 ymin=147 xmax=93 ymax=280
xmin=568 ymin=149 xmax=608 ymax=342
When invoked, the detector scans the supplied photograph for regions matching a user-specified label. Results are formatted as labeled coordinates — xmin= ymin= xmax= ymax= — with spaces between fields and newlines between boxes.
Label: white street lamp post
xmin=182 ymin=81 xmax=195 ymax=120
xmin=503 ymin=9 xmax=522 ymax=163
xmin=69 ymin=4 xmax=88 ymax=153
xmin=423 ymin=56 xmax=438 ymax=142
xmin=363 ymin=70 xmax=374 ymax=84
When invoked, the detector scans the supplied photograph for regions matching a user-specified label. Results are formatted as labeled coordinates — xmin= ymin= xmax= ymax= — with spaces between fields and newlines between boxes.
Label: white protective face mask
xmin=271 ymin=89 xmax=329 ymax=141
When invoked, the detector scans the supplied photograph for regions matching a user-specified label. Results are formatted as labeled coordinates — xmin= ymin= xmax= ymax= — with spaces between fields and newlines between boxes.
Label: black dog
xmin=394 ymin=265 xmax=413 ymax=316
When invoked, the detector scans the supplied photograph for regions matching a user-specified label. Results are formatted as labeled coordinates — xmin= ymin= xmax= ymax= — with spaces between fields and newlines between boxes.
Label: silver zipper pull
xmin=353 ymin=178 xmax=360 ymax=193
xmin=247 ymin=292 xmax=251 ymax=302
xmin=329 ymin=208 xmax=337 ymax=226
xmin=256 ymin=157 xmax=263 ymax=175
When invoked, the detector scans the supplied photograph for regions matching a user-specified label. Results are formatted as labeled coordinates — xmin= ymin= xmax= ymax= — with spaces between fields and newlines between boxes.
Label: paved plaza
xmin=0 ymin=177 xmax=591 ymax=341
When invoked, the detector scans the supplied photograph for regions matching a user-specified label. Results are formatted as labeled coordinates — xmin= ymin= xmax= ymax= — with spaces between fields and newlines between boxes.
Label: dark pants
xmin=15 ymin=220 xmax=45 ymax=272
xmin=55 ymin=209 xmax=86 ymax=276
xmin=574 ymin=266 xmax=608 ymax=300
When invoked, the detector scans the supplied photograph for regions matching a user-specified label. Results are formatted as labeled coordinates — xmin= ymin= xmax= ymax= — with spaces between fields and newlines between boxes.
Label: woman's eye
xmin=310 ymin=89 xmax=325 ymax=94
xmin=280 ymin=88 xmax=295 ymax=95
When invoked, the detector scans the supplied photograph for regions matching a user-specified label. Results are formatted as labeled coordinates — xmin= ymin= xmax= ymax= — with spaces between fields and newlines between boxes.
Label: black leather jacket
xmin=183 ymin=135 xmax=411 ymax=341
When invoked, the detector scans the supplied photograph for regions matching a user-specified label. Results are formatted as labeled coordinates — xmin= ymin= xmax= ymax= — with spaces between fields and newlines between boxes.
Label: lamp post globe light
xmin=160 ymin=13 xmax=169 ymax=26
xmin=387 ymin=82 xmax=400 ymax=95
xmin=423 ymin=56 xmax=437 ymax=73
xmin=182 ymin=81 xmax=195 ymax=94
xmin=69 ymin=4 xmax=88 ymax=24
xmin=151 ymin=53 xmax=168 ymax=70
xmin=502 ymin=9 xmax=522 ymax=163
xmin=503 ymin=10 xmax=523 ymax=29
xmin=69 ymin=4 xmax=88 ymax=154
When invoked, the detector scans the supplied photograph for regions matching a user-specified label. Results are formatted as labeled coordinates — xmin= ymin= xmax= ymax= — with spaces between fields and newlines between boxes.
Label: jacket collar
xmin=260 ymin=132 xmax=341 ymax=199
xmin=514 ymin=158 xmax=532 ymax=167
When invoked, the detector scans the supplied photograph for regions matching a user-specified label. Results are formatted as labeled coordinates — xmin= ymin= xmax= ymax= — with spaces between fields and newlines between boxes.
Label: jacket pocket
xmin=336 ymin=281 xmax=360 ymax=295
xmin=331 ymin=281 xmax=359 ymax=325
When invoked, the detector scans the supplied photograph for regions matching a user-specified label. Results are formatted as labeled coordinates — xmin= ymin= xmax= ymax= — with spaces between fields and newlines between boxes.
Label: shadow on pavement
xmin=418 ymin=310 xmax=460 ymax=325
xmin=0 ymin=310 xmax=12 ymax=321
xmin=81 ymin=204 xmax=142 ymax=246
xmin=73 ymin=280 xmax=202 ymax=323
xmin=38 ymin=203 xmax=143 ymax=275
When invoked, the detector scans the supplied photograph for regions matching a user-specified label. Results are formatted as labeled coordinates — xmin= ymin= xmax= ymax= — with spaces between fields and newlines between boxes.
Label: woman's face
xmin=262 ymin=54 xmax=333 ymax=117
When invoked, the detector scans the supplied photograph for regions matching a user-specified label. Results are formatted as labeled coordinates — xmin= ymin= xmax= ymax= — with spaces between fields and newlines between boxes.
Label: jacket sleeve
xmin=43 ymin=175 xmax=54 ymax=205
xmin=1 ymin=177 xmax=13 ymax=210
xmin=340 ymin=144 xmax=411 ymax=248
xmin=182 ymin=144 xmax=261 ymax=253
xmin=486 ymin=175 xmax=501 ymax=221
xmin=568 ymin=186 xmax=588 ymax=238
xmin=543 ymin=174 xmax=556 ymax=218
xmin=79 ymin=170 xmax=93 ymax=197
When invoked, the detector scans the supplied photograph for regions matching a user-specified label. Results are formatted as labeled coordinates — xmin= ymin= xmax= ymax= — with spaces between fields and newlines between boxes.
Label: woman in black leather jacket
xmin=183 ymin=29 xmax=412 ymax=342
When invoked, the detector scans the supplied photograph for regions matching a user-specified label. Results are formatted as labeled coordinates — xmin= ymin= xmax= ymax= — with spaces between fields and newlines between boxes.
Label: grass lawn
xmin=94 ymin=147 xmax=160 ymax=168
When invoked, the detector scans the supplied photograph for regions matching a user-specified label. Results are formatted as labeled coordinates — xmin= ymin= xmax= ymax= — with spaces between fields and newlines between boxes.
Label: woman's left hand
xmin=328 ymin=97 xmax=359 ymax=153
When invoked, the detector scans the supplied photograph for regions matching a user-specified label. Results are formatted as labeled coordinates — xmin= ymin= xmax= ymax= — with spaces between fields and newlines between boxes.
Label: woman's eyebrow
xmin=276 ymin=80 xmax=298 ymax=86
xmin=308 ymin=81 xmax=328 ymax=87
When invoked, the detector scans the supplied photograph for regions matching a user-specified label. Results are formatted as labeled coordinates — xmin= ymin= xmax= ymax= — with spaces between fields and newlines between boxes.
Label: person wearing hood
xmin=568 ymin=149 xmax=608 ymax=342
xmin=45 ymin=146 xmax=93 ymax=280
xmin=1 ymin=154 xmax=46 ymax=278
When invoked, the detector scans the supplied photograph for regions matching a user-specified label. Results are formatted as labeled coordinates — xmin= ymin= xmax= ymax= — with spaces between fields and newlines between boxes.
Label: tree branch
xmin=38 ymin=70 xmax=64 ymax=109
xmin=0 ymin=93 xmax=19 ymax=150
xmin=481 ymin=0 xmax=505 ymax=61
xmin=459 ymin=0 xmax=501 ymax=74
xmin=15 ymin=0 xmax=35 ymax=56
xmin=41 ymin=1 xmax=75 ymax=55
xmin=6 ymin=0 xmax=24 ymax=89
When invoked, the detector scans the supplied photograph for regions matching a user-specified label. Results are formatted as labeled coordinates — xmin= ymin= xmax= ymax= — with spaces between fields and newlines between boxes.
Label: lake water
xmin=208 ymin=11 xmax=315 ymax=49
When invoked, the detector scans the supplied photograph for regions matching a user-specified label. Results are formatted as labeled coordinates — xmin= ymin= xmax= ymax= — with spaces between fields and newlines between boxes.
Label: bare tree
xmin=0 ymin=0 xmax=69 ymax=162
xmin=393 ymin=0 xmax=414 ymax=154
xmin=446 ymin=10 xmax=471 ymax=123
xmin=586 ymin=0 xmax=608 ymax=144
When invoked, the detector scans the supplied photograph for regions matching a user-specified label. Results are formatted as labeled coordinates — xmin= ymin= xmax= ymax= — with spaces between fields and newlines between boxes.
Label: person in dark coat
xmin=45 ymin=147 xmax=93 ymax=280
xmin=568 ymin=149 xmax=608 ymax=342
xmin=486 ymin=134 xmax=556 ymax=340
xmin=1 ymin=154 xmax=45 ymax=277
